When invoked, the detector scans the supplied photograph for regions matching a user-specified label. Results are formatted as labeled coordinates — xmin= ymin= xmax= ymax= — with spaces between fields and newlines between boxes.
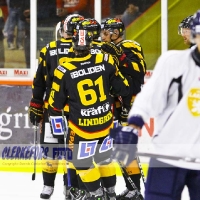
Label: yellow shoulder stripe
xmin=49 ymin=41 xmax=57 ymax=48
xmin=59 ymin=57 xmax=72 ymax=65
xmin=41 ymin=46 xmax=47 ymax=54
xmin=54 ymin=67 xmax=65 ymax=80
xmin=95 ymin=53 xmax=103 ymax=64
xmin=62 ymin=62 xmax=77 ymax=70
xmin=52 ymin=81 xmax=60 ymax=92
xmin=108 ymin=55 xmax=115 ymax=65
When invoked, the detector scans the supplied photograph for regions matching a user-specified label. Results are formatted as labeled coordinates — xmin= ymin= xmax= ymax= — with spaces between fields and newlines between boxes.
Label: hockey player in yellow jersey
xmin=48 ymin=21 xmax=130 ymax=200
xmin=87 ymin=18 xmax=103 ymax=54
xmin=100 ymin=18 xmax=146 ymax=200
xmin=28 ymin=14 xmax=84 ymax=200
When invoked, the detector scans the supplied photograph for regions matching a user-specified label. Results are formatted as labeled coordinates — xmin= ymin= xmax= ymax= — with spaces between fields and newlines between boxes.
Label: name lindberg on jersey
xmin=78 ymin=111 xmax=113 ymax=126
xmin=70 ymin=64 xmax=105 ymax=79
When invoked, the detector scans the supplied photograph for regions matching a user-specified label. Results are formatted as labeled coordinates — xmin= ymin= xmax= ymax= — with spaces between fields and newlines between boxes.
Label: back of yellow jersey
xmin=49 ymin=53 xmax=129 ymax=139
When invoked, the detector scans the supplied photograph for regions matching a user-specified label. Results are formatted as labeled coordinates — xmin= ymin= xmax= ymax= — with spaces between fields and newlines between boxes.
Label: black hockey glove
xmin=110 ymin=126 xmax=138 ymax=166
xmin=29 ymin=98 xmax=44 ymax=125
xmin=101 ymin=42 xmax=126 ymax=64
xmin=120 ymin=107 xmax=129 ymax=126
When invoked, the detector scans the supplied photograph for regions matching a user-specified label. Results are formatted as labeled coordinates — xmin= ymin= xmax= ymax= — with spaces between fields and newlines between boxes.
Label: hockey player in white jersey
xmin=110 ymin=9 xmax=200 ymax=200
xmin=178 ymin=15 xmax=195 ymax=48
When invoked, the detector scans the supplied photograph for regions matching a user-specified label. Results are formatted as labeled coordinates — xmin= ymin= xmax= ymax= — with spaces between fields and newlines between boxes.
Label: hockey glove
xmin=120 ymin=107 xmax=130 ymax=126
xmin=101 ymin=42 xmax=126 ymax=64
xmin=29 ymin=98 xmax=44 ymax=125
xmin=110 ymin=126 xmax=138 ymax=166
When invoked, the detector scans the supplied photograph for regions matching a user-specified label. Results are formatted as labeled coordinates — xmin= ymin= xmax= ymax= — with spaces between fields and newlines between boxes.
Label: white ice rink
xmin=0 ymin=171 xmax=190 ymax=200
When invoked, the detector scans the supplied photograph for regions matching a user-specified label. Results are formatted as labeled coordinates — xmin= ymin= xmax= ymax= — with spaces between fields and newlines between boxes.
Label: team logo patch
xmin=187 ymin=88 xmax=200 ymax=117
xmin=57 ymin=65 xmax=66 ymax=73
xmin=77 ymin=140 xmax=98 ymax=159
xmin=99 ymin=135 xmax=113 ymax=153
xmin=49 ymin=116 xmax=67 ymax=135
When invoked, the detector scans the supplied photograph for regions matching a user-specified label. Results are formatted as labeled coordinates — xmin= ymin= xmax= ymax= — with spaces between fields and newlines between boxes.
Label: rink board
xmin=0 ymin=81 xmax=152 ymax=178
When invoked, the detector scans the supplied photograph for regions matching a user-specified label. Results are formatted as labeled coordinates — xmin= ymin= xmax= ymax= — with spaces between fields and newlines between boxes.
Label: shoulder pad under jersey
xmin=41 ymin=46 xmax=47 ymax=54
xmin=92 ymin=40 xmax=103 ymax=46
xmin=62 ymin=62 xmax=77 ymax=71
xmin=121 ymin=39 xmax=141 ymax=47
xmin=49 ymin=41 xmax=57 ymax=48
xmin=61 ymin=38 xmax=73 ymax=43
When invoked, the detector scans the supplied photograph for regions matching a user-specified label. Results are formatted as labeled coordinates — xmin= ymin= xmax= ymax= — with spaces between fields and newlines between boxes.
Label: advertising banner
xmin=0 ymin=85 xmax=33 ymax=143
xmin=0 ymin=80 xmax=154 ymax=172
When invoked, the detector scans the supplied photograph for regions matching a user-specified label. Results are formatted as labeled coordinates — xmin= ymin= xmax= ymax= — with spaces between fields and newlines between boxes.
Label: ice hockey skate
xmin=75 ymin=189 xmax=90 ymax=200
xmin=64 ymin=186 xmax=80 ymax=200
xmin=40 ymin=185 xmax=54 ymax=199
xmin=116 ymin=188 xmax=143 ymax=200
xmin=87 ymin=187 xmax=105 ymax=200
xmin=104 ymin=186 xmax=116 ymax=200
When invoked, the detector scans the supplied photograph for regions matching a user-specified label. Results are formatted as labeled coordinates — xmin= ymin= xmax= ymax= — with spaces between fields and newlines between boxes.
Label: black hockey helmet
xmin=61 ymin=14 xmax=84 ymax=35
xmin=72 ymin=21 xmax=93 ymax=51
xmin=178 ymin=15 xmax=193 ymax=35
xmin=79 ymin=18 xmax=101 ymax=39
xmin=101 ymin=18 xmax=125 ymax=36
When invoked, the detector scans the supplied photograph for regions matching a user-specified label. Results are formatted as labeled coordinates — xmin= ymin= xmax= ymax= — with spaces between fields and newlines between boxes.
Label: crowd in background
xmin=0 ymin=0 xmax=158 ymax=69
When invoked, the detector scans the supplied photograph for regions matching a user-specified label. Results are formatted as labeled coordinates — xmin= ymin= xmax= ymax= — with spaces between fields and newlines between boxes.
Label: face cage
xmin=178 ymin=23 xmax=183 ymax=35
xmin=178 ymin=27 xmax=191 ymax=36
xmin=178 ymin=23 xmax=191 ymax=35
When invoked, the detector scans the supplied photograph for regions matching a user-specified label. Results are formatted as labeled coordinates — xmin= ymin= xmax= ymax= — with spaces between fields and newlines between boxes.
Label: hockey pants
xmin=145 ymin=158 xmax=200 ymax=200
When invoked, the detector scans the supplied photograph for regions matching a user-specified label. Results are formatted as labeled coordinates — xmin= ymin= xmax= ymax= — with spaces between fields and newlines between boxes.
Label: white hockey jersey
xmin=129 ymin=47 xmax=200 ymax=170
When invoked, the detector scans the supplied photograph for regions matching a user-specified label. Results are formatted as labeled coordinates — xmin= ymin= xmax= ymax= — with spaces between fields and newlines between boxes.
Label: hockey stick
xmin=55 ymin=22 xmax=60 ymax=66
xmin=136 ymin=156 xmax=146 ymax=185
xmin=32 ymin=120 xmax=38 ymax=181
xmin=117 ymin=161 xmax=144 ymax=200
xmin=61 ymin=110 xmax=71 ymax=187
xmin=55 ymin=21 xmax=61 ymax=41
xmin=137 ymin=152 xmax=200 ymax=163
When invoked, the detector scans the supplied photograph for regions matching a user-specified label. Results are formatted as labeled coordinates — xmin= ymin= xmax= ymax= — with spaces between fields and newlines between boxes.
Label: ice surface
xmin=0 ymin=171 xmax=189 ymax=200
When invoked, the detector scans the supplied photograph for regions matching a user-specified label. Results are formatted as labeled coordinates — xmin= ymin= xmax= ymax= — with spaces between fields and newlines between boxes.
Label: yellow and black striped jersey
xmin=60 ymin=39 xmax=103 ymax=61
xmin=32 ymin=38 xmax=74 ymax=106
xmin=90 ymin=40 xmax=103 ymax=54
xmin=45 ymin=38 xmax=74 ymax=102
xmin=48 ymin=53 xmax=129 ymax=139
xmin=46 ymin=38 xmax=74 ymax=80
xmin=32 ymin=46 xmax=47 ymax=101
xmin=117 ymin=39 xmax=146 ymax=95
